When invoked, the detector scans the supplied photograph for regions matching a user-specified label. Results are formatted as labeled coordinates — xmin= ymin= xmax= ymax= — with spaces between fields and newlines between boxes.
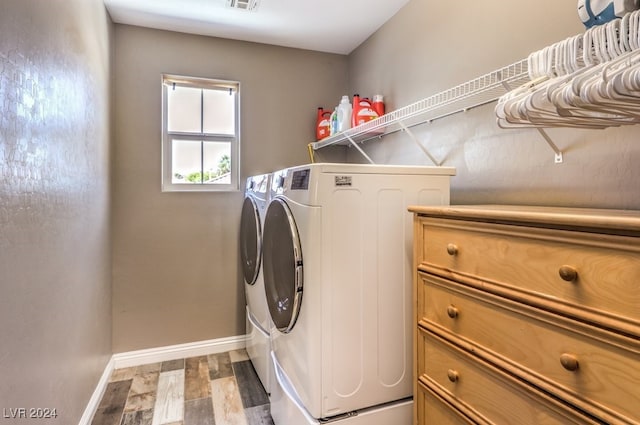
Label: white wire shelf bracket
xmin=500 ymin=80 xmax=564 ymax=164
xmin=311 ymin=59 xmax=531 ymax=164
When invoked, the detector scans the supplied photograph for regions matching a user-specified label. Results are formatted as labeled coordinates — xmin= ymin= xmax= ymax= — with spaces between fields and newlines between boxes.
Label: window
xmin=162 ymin=75 xmax=240 ymax=192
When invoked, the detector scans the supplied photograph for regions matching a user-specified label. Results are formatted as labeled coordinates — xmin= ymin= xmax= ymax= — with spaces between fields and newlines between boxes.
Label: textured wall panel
xmin=0 ymin=0 xmax=112 ymax=423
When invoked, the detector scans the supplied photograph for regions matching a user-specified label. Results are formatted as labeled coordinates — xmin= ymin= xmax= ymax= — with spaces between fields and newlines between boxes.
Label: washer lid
xmin=263 ymin=198 xmax=303 ymax=334
xmin=240 ymin=196 xmax=262 ymax=285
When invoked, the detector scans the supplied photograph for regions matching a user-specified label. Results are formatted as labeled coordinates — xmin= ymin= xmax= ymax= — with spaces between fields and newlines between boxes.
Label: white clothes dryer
xmin=239 ymin=173 xmax=273 ymax=395
xmin=262 ymin=163 xmax=455 ymax=423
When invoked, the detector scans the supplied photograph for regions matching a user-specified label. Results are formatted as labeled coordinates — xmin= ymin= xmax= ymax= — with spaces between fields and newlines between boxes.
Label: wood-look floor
xmin=91 ymin=349 xmax=273 ymax=425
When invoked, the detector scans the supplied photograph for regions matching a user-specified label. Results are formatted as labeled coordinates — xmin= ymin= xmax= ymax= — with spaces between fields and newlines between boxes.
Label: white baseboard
xmin=79 ymin=335 xmax=248 ymax=425
xmin=112 ymin=334 xmax=248 ymax=369
xmin=78 ymin=356 xmax=115 ymax=425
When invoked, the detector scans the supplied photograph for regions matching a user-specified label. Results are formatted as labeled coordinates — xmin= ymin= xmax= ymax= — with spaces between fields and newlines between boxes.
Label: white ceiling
xmin=103 ymin=0 xmax=410 ymax=55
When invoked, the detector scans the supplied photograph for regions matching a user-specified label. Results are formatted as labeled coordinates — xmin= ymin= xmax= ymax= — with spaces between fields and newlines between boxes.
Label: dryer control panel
xmin=291 ymin=169 xmax=310 ymax=190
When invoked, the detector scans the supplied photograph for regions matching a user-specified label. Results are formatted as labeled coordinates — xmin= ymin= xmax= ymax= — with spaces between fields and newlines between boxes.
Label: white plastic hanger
xmin=497 ymin=9 xmax=640 ymax=129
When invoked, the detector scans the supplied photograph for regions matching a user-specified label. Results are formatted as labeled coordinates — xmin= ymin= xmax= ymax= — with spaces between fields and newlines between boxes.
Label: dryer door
xmin=263 ymin=198 xmax=303 ymax=334
xmin=240 ymin=196 xmax=262 ymax=285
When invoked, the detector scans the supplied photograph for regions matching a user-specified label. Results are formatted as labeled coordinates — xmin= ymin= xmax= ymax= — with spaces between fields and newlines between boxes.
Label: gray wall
xmin=0 ymin=0 xmax=113 ymax=423
xmin=112 ymin=25 xmax=348 ymax=352
xmin=347 ymin=0 xmax=640 ymax=209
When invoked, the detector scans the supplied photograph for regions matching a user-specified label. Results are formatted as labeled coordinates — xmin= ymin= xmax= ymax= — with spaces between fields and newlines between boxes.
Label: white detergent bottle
xmin=336 ymin=95 xmax=352 ymax=132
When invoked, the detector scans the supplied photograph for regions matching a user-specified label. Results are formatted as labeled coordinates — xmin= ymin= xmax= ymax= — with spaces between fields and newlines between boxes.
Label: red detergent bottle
xmin=372 ymin=95 xmax=385 ymax=117
xmin=352 ymin=94 xmax=379 ymax=127
xmin=316 ymin=107 xmax=332 ymax=140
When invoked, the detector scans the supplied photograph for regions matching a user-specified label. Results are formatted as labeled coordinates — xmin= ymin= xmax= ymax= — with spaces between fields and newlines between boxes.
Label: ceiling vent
xmin=226 ymin=0 xmax=260 ymax=11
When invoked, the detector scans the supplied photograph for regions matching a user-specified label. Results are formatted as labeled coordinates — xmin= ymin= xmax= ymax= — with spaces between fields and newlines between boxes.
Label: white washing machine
xmin=239 ymin=173 xmax=273 ymax=396
xmin=262 ymin=163 xmax=455 ymax=424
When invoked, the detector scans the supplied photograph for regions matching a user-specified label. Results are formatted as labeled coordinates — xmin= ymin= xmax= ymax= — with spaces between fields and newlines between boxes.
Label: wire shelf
xmin=311 ymin=59 xmax=531 ymax=150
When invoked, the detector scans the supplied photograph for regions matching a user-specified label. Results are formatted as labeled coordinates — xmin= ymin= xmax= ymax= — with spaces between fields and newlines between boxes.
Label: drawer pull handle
xmin=560 ymin=353 xmax=580 ymax=372
xmin=446 ymin=305 xmax=459 ymax=319
xmin=446 ymin=243 xmax=458 ymax=256
xmin=447 ymin=369 xmax=460 ymax=383
xmin=559 ymin=265 xmax=578 ymax=282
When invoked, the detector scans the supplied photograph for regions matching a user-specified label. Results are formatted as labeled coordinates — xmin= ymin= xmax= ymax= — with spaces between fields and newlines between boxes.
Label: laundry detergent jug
xmin=372 ymin=94 xmax=385 ymax=117
xmin=352 ymin=94 xmax=379 ymax=127
xmin=329 ymin=107 xmax=339 ymax=136
xmin=336 ymin=95 xmax=352 ymax=132
xmin=316 ymin=107 xmax=332 ymax=140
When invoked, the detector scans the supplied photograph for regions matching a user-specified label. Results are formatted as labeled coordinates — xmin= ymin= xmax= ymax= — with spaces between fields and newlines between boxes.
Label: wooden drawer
xmin=416 ymin=381 xmax=478 ymax=425
xmin=418 ymin=218 xmax=640 ymax=336
xmin=418 ymin=273 xmax=640 ymax=424
xmin=417 ymin=328 xmax=594 ymax=425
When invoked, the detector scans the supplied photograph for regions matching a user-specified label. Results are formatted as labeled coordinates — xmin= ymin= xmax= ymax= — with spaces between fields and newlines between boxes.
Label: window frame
xmin=161 ymin=74 xmax=241 ymax=192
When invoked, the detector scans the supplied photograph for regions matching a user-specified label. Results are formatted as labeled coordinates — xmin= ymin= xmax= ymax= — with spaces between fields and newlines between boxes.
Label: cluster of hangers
xmin=496 ymin=9 xmax=640 ymax=129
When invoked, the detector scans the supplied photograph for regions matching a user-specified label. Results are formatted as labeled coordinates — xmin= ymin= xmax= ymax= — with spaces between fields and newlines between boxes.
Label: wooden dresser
xmin=408 ymin=205 xmax=640 ymax=425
